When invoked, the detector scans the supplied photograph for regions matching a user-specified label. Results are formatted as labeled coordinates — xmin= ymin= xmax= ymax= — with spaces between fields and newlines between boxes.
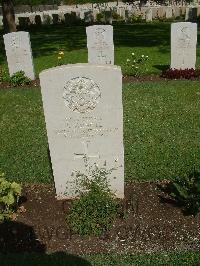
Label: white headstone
xmin=171 ymin=22 xmax=197 ymax=70
xmin=86 ymin=25 xmax=114 ymax=65
xmin=173 ymin=6 xmax=181 ymax=18
xmin=146 ymin=8 xmax=152 ymax=22
xmin=151 ymin=7 xmax=158 ymax=19
xmin=3 ymin=31 xmax=35 ymax=80
xmin=185 ymin=7 xmax=190 ymax=21
xmin=40 ymin=64 xmax=124 ymax=199
xmin=166 ymin=7 xmax=173 ymax=19
xmin=158 ymin=7 xmax=165 ymax=18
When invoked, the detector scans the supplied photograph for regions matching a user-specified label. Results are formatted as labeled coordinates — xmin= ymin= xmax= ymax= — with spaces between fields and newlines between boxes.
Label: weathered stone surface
xmin=86 ymin=25 xmax=114 ymax=65
xmin=40 ymin=64 xmax=124 ymax=199
xmin=3 ymin=31 xmax=35 ymax=80
xmin=171 ymin=22 xmax=197 ymax=70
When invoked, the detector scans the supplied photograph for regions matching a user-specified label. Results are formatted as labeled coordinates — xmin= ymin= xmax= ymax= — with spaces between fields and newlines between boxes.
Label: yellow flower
xmin=58 ymin=56 xmax=62 ymax=60
xmin=59 ymin=51 xmax=64 ymax=55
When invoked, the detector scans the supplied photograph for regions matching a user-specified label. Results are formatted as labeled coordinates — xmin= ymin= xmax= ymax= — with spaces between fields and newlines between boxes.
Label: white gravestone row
xmin=3 ymin=31 xmax=35 ymax=80
xmin=3 ymin=26 xmax=113 ymax=79
xmin=86 ymin=25 xmax=114 ymax=65
xmin=171 ymin=22 xmax=197 ymax=70
xmin=40 ymin=64 xmax=124 ymax=199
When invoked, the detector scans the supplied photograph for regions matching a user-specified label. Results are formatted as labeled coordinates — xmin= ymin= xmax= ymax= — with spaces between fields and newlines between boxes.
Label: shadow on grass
xmin=114 ymin=23 xmax=171 ymax=48
xmin=1 ymin=22 xmax=200 ymax=62
xmin=0 ymin=220 xmax=91 ymax=266
xmin=153 ymin=64 xmax=169 ymax=71
xmin=0 ymin=22 xmax=172 ymax=62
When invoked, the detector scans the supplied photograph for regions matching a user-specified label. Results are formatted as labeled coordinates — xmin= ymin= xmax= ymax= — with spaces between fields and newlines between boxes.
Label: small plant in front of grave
xmin=9 ymin=71 xmax=31 ymax=87
xmin=67 ymin=161 xmax=120 ymax=236
xmin=0 ymin=171 xmax=22 ymax=221
xmin=165 ymin=170 xmax=200 ymax=216
xmin=57 ymin=49 xmax=65 ymax=66
xmin=161 ymin=68 xmax=200 ymax=80
xmin=124 ymin=52 xmax=149 ymax=77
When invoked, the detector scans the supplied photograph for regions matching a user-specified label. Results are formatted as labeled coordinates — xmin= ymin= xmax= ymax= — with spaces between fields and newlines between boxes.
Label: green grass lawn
xmin=0 ymin=251 xmax=200 ymax=266
xmin=0 ymin=23 xmax=200 ymax=76
xmin=1 ymin=80 xmax=200 ymax=184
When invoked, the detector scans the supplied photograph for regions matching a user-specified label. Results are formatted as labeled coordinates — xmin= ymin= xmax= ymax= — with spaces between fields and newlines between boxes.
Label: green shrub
xmin=123 ymin=52 xmax=149 ymax=76
xmin=67 ymin=163 xmax=120 ymax=236
xmin=129 ymin=14 xmax=144 ymax=23
xmin=168 ymin=171 xmax=200 ymax=215
xmin=0 ymin=172 xmax=22 ymax=221
xmin=9 ymin=71 xmax=31 ymax=87
xmin=112 ymin=11 xmax=122 ymax=21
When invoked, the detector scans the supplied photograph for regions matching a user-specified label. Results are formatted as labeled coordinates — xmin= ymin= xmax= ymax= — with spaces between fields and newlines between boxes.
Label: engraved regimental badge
xmin=63 ymin=77 xmax=101 ymax=113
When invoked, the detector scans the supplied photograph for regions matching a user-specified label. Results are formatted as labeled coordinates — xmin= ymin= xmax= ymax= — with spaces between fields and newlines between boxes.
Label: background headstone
xmin=171 ymin=22 xmax=197 ymax=70
xmin=86 ymin=25 xmax=114 ymax=65
xmin=173 ymin=6 xmax=181 ymax=18
xmin=158 ymin=7 xmax=165 ymax=18
xmin=3 ymin=31 xmax=35 ymax=80
xmin=146 ymin=8 xmax=152 ymax=22
xmin=166 ymin=7 xmax=173 ymax=19
xmin=40 ymin=64 xmax=124 ymax=199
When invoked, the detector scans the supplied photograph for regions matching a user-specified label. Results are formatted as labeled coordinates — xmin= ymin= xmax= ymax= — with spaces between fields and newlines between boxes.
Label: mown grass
xmin=0 ymin=251 xmax=200 ymax=266
xmin=123 ymin=80 xmax=200 ymax=181
xmin=1 ymin=81 xmax=200 ymax=183
xmin=0 ymin=23 xmax=200 ymax=75
xmin=0 ymin=88 xmax=52 ymax=183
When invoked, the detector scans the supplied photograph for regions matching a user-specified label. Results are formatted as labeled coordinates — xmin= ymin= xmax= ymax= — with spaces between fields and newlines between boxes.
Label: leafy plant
xmin=67 ymin=162 xmax=120 ymax=236
xmin=112 ymin=11 xmax=122 ymax=21
xmin=9 ymin=71 xmax=31 ymax=87
xmin=124 ymin=52 xmax=149 ymax=76
xmin=0 ymin=172 xmax=22 ymax=221
xmin=129 ymin=14 xmax=144 ymax=23
xmin=161 ymin=68 xmax=200 ymax=80
xmin=168 ymin=171 xmax=200 ymax=215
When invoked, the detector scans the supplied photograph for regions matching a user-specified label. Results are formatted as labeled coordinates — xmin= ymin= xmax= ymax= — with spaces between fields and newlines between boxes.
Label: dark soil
xmin=0 ymin=75 xmax=189 ymax=90
xmin=122 ymin=74 xmax=167 ymax=83
xmin=1 ymin=75 xmax=199 ymax=89
xmin=0 ymin=79 xmax=40 ymax=89
xmin=0 ymin=182 xmax=199 ymax=255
